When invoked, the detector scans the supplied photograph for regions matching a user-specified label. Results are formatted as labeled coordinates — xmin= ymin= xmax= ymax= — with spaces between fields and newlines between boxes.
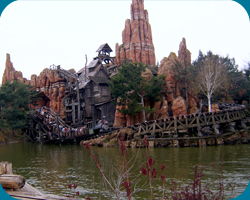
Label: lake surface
xmin=0 ymin=142 xmax=249 ymax=199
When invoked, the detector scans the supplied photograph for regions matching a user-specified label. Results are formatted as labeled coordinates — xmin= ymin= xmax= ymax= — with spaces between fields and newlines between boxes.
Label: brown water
xmin=0 ymin=142 xmax=249 ymax=199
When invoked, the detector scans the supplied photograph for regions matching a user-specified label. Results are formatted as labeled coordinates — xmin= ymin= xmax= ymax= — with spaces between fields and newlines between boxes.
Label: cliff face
xmin=2 ymin=54 xmax=66 ymax=117
xmin=115 ymin=0 xmax=155 ymax=66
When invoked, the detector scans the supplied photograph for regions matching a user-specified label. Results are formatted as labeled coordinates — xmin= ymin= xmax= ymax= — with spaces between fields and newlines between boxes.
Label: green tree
xmin=217 ymin=55 xmax=245 ymax=103
xmin=108 ymin=62 xmax=165 ymax=122
xmin=237 ymin=62 xmax=250 ymax=104
xmin=0 ymin=81 xmax=38 ymax=135
xmin=244 ymin=62 xmax=250 ymax=80
xmin=144 ymin=74 xmax=166 ymax=106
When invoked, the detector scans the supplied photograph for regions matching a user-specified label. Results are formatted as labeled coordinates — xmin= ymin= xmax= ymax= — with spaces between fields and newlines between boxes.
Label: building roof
xmin=76 ymin=66 xmax=86 ymax=75
xmin=78 ymin=79 xmax=90 ymax=89
xmin=96 ymin=43 xmax=113 ymax=53
xmin=87 ymin=59 xmax=100 ymax=69
xmin=78 ymin=64 xmax=109 ymax=89
xmin=77 ymin=59 xmax=100 ymax=75
xmin=88 ymin=64 xmax=102 ymax=77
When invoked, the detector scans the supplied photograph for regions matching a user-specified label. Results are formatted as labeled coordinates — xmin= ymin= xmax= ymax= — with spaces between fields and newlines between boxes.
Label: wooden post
xmin=174 ymin=117 xmax=177 ymax=134
xmin=56 ymin=115 xmax=60 ymax=139
xmin=72 ymin=100 xmax=76 ymax=124
xmin=0 ymin=161 xmax=12 ymax=174
xmin=152 ymin=122 xmax=156 ymax=136
xmin=76 ymin=79 xmax=81 ymax=124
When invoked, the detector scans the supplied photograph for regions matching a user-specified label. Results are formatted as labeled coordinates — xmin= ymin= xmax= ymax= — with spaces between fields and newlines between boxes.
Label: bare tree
xmin=195 ymin=56 xmax=228 ymax=112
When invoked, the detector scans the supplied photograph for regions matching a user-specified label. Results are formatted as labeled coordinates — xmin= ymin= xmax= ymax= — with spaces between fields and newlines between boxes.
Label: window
xmin=94 ymin=84 xmax=99 ymax=92
xmin=102 ymin=87 xmax=108 ymax=96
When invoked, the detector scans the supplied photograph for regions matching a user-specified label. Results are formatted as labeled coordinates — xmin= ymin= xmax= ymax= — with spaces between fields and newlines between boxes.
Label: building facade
xmin=57 ymin=43 xmax=118 ymax=126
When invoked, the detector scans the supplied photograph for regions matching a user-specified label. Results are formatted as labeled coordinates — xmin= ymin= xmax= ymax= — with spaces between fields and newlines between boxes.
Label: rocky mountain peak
xmin=116 ymin=0 xmax=155 ymax=66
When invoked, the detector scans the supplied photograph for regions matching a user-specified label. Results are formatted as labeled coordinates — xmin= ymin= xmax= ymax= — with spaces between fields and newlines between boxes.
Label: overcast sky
xmin=0 ymin=0 xmax=249 ymax=84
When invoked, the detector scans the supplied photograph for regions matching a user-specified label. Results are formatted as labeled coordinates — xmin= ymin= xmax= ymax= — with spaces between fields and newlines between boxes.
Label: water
xmin=0 ymin=142 xmax=249 ymax=199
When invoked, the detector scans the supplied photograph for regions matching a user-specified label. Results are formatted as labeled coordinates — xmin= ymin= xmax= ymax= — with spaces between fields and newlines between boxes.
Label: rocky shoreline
xmin=0 ymin=129 xmax=26 ymax=145
xmin=80 ymin=129 xmax=250 ymax=148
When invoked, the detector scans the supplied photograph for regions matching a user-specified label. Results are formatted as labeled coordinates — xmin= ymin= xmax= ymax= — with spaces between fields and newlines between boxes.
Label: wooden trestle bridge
xmin=129 ymin=104 xmax=249 ymax=141
xmin=25 ymin=104 xmax=249 ymax=145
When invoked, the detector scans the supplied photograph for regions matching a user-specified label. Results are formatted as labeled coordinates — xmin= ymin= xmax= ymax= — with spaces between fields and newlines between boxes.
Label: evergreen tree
xmin=0 ymin=81 xmax=38 ymax=135
xmin=108 ymin=62 xmax=165 ymax=122
xmin=239 ymin=62 xmax=250 ymax=103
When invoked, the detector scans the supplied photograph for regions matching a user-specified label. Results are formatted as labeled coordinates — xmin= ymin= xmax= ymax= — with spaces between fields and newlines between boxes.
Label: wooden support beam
xmin=0 ymin=162 xmax=12 ymax=174
xmin=196 ymin=115 xmax=200 ymax=133
xmin=174 ymin=118 xmax=177 ymax=133
xmin=152 ymin=122 xmax=156 ymax=135
xmin=212 ymin=113 xmax=215 ymax=124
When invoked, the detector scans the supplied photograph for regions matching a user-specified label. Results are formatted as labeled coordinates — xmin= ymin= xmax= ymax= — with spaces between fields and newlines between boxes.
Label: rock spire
xmin=178 ymin=37 xmax=191 ymax=66
xmin=115 ymin=0 xmax=156 ymax=66
xmin=2 ymin=53 xmax=23 ymax=85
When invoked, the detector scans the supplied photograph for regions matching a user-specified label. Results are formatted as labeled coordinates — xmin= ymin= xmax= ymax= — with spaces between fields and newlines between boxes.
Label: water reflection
xmin=0 ymin=143 xmax=249 ymax=199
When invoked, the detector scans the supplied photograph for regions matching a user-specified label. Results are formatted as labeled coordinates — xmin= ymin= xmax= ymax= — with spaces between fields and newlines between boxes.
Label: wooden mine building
xmin=57 ymin=43 xmax=118 ymax=126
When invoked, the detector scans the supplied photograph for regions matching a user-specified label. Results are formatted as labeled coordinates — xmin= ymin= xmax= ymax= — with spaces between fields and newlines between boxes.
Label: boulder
xmin=216 ymin=138 xmax=224 ymax=145
xmin=211 ymin=104 xmax=220 ymax=112
xmin=188 ymin=92 xmax=199 ymax=114
xmin=171 ymin=96 xmax=187 ymax=117
xmin=154 ymin=96 xmax=169 ymax=119
xmin=199 ymin=139 xmax=206 ymax=147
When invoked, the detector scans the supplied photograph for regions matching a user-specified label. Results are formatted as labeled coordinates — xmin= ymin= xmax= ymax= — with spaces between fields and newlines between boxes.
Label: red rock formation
xmin=1 ymin=53 xmax=66 ymax=117
xmin=2 ymin=54 xmax=23 ymax=85
xmin=35 ymin=69 xmax=66 ymax=117
xmin=202 ymin=104 xmax=220 ymax=113
xmin=188 ymin=92 xmax=199 ymax=114
xmin=113 ymin=103 xmax=127 ymax=127
xmin=114 ymin=20 xmax=199 ymax=126
xmin=154 ymin=96 xmax=169 ymax=119
xmin=141 ymin=68 xmax=153 ymax=80
xmin=178 ymin=38 xmax=191 ymax=66
xmin=211 ymin=104 xmax=220 ymax=112
xmin=113 ymin=0 xmax=157 ymax=127
xmin=158 ymin=53 xmax=179 ymax=102
xmin=116 ymin=0 xmax=155 ymax=66
xmin=157 ymin=39 xmax=199 ymax=116
xmin=171 ymin=96 xmax=187 ymax=116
